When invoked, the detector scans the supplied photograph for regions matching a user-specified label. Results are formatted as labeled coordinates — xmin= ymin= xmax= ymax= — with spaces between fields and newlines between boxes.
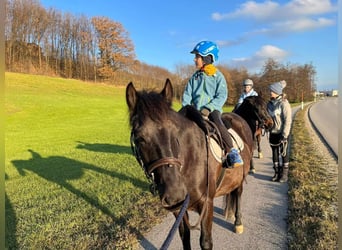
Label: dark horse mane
xmin=233 ymin=95 xmax=268 ymax=134
xmin=129 ymin=89 xmax=173 ymax=129
xmin=129 ymin=88 xmax=207 ymax=133
xmin=234 ymin=95 xmax=266 ymax=115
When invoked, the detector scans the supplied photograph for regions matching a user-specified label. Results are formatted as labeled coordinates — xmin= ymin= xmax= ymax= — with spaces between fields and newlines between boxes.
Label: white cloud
xmin=286 ymin=0 xmax=337 ymax=16
xmin=213 ymin=0 xmax=337 ymax=21
xmin=212 ymin=0 xmax=337 ymax=34
xmin=273 ymin=17 xmax=335 ymax=32
xmin=250 ymin=17 xmax=335 ymax=36
xmin=212 ymin=1 xmax=279 ymax=21
xmin=255 ymin=45 xmax=288 ymax=59
xmin=216 ymin=37 xmax=247 ymax=47
xmin=228 ymin=45 xmax=289 ymax=72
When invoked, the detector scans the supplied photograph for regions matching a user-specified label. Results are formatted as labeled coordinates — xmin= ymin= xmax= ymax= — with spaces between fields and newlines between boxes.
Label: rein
xmin=160 ymin=194 xmax=190 ymax=250
xmin=269 ymin=140 xmax=288 ymax=156
xmin=130 ymin=120 xmax=212 ymax=236
xmin=131 ymin=125 xmax=211 ymax=229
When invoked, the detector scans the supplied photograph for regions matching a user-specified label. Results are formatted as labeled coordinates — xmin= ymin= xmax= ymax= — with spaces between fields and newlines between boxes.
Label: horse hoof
xmin=249 ymin=168 xmax=255 ymax=174
xmin=235 ymin=225 xmax=244 ymax=234
xmin=258 ymin=152 xmax=263 ymax=159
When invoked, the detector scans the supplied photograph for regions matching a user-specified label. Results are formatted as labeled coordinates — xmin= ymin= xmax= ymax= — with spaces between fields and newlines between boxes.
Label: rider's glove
xmin=200 ymin=107 xmax=210 ymax=118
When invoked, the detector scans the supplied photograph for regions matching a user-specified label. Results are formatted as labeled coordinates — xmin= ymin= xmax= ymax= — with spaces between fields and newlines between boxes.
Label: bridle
xmin=130 ymin=126 xmax=213 ymax=230
xmin=252 ymin=108 xmax=265 ymax=129
xmin=130 ymin=127 xmax=209 ymax=223
xmin=130 ymin=131 xmax=193 ymax=248
xmin=130 ymin=131 xmax=183 ymax=195
xmin=252 ymin=104 xmax=273 ymax=133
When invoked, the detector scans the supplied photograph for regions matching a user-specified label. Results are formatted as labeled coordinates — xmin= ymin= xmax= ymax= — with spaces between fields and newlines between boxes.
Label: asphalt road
xmin=308 ymin=97 xmax=338 ymax=158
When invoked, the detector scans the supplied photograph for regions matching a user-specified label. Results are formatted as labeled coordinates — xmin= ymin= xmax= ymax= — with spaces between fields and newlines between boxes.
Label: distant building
xmin=331 ymin=90 xmax=338 ymax=96
xmin=319 ymin=90 xmax=338 ymax=97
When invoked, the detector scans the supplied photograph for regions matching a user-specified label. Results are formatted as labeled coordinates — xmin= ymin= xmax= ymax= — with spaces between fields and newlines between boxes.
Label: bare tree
xmin=4 ymin=0 xmax=317 ymax=99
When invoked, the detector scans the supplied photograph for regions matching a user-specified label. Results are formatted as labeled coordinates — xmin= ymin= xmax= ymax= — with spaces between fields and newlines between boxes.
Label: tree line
xmin=5 ymin=0 xmax=316 ymax=104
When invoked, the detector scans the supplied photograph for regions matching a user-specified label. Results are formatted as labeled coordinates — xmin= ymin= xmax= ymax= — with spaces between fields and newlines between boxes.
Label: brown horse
xmin=233 ymin=96 xmax=274 ymax=172
xmin=126 ymin=79 xmax=255 ymax=250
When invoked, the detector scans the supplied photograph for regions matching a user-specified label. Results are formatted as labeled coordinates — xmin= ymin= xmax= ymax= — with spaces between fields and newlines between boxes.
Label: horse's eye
xmin=135 ymin=137 xmax=146 ymax=145
xmin=135 ymin=137 xmax=142 ymax=143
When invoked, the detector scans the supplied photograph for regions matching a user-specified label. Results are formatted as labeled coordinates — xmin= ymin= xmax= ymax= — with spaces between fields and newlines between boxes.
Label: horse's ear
xmin=161 ymin=78 xmax=173 ymax=105
xmin=126 ymin=82 xmax=137 ymax=111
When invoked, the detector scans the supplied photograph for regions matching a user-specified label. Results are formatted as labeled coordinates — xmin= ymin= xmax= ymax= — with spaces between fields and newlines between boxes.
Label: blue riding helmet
xmin=190 ymin=41 xmax=219 ymax=62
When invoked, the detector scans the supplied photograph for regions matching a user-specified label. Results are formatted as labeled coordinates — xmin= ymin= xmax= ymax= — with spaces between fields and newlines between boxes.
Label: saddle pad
xmin=209 ymin=128 xmax=244 ymax=162
xmin=227 ymin=128 xmax=244 ymax=151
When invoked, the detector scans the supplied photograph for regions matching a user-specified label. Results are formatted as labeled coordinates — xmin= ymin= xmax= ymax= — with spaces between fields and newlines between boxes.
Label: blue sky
xmin=40 ymin=0 xmax=338 ymax=90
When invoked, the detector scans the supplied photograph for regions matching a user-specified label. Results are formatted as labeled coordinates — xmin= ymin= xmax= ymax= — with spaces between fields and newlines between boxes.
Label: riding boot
xmin=224 ymin=148 xmax=243 ymax=168
xmin=278 ymin=165 xmax=283 ymax=182
xmin=279 ymin=163 xmax=289 ymax=183
xmin=271 ymin=163 xmax=279 ymax=182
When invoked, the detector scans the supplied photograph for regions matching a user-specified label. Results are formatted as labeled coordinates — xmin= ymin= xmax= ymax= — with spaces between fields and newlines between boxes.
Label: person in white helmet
xmin=235 ymin=79 xmax=258 ymax=110
xmin=182 ymin=41 xmax=243 ymax=168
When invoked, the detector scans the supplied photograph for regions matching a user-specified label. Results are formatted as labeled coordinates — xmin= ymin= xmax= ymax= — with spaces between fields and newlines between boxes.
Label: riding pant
xmin=209 ymin=110 xmax=233 ymax=151
xmin=269 ymin=133 xmax=289 ymax=165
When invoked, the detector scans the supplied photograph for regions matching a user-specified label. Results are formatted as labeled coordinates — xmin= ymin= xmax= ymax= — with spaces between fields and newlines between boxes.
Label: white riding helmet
xmin=243 ymin=79 xmax=254 ymax=86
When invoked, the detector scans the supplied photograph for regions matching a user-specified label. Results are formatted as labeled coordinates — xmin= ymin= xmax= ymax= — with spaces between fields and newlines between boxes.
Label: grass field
xmin=5 ymin=72 xmax=168 ymax=249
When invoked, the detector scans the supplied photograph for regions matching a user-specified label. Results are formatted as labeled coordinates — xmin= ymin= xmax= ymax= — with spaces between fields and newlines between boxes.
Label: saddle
xmin=207 ymin=123 xmax=244 ymax=162
xmin=179 ymin=106 xmax=244 ymax=162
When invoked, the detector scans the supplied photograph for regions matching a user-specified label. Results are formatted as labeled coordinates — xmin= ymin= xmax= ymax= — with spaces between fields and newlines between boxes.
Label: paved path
xmin=309 ymin=97 xmax=338 ymax=158
xmin=137 ymin=133 xmax=289 ymax=249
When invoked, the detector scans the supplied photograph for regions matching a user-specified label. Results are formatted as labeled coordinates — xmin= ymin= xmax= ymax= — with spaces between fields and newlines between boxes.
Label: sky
xmin=40 ymin=0 xmax=339 ymax=91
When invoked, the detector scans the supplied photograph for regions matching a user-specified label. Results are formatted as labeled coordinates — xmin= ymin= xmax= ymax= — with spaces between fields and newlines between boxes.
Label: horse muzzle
xmin=263 ymin=118 xmax=274 ymax=131
xmin=161 ymin=193 xmax=189 ymax=211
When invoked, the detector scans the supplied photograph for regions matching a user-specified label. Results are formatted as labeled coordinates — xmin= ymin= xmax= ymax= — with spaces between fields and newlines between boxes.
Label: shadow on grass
xmin=5 ymin=173 xmax=19 ymax=250
xmin=11 ymin=149 xmax=148 ymax=215
xmin=12 ymin=150 xmax=148 ymax=216
xmin=76 ymin=141 xmax=131 ymax=154
xmin=10 ymin=149 xmax=151 ymax=248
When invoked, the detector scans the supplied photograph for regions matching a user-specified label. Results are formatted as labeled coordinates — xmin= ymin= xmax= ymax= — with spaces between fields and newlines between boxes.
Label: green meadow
xmin=5 ymin=72 xmax=166 ymax=249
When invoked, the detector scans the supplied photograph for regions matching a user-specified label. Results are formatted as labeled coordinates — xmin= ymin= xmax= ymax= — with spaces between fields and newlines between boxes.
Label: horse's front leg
xmin=257 ymin=134 xmax=263 ymax=158
xmin=200 ymin=201 xmax=213 ymax=250
xmin=176 ymin=211 xmax=191 ymax=250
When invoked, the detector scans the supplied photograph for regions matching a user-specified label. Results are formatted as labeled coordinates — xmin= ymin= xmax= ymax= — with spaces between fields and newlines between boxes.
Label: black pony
xmin=126 ymin=79 xmax=259 ymax=250
xmin=233 ymin=96 xmax=274 ymax=172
